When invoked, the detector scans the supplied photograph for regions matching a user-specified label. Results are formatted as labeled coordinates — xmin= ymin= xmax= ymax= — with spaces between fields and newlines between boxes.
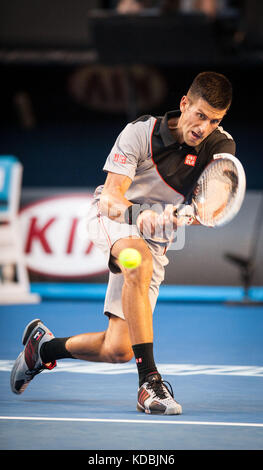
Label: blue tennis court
xmin=1 ymin=0 xmax=263 ymax=457
xmin=1 ymin=293 xmax=263 ymax=450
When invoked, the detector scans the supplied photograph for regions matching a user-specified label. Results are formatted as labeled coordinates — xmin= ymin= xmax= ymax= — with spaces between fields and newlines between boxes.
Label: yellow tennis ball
xmin=118 ymin=248 xmax=142 ymax=269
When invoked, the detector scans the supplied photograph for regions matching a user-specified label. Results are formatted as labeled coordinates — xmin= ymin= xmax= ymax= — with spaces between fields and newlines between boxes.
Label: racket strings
xmin=195 ymin=160 xmax=238 ymax=226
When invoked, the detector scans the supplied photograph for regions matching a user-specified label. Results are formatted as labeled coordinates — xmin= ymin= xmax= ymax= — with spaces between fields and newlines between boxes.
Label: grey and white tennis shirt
xmin=89 ymin=111 xmax=236 ymax=318
xmin=96 ymin=110 xmax=236 ymax=208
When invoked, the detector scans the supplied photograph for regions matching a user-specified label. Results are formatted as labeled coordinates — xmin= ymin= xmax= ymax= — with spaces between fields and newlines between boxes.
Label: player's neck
xmin=168 ymin=117 xmax=184 ymax=144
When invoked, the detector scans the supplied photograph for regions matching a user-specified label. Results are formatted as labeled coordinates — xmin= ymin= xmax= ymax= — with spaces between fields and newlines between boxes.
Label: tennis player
xmin=11 ymin=71 xmax=237 ymax=415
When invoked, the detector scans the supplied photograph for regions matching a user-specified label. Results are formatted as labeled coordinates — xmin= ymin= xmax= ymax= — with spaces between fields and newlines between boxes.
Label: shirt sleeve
xmin=103 ymin=121 xmax=148 ymax=181
xmin=209 ymin=127 xmax=236 ymax=161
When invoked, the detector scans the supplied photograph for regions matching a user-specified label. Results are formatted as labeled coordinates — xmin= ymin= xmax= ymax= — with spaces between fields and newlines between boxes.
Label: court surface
xmin=0 ymin=298 xmax=263 ymax=450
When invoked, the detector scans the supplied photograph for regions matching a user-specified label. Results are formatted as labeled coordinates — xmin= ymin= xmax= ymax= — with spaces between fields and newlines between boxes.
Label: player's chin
xmin=187 ymin=132 xmax=203 ymax=146
xmin=185 ymin=138 xmax=197 ymax=147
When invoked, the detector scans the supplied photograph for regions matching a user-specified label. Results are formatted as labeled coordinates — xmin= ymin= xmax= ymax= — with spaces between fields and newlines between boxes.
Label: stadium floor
xmin=0 ymin=297 xmax=263 ymax=451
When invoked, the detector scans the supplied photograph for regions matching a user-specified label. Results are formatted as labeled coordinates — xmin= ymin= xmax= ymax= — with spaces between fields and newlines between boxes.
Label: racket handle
xmin=173 ymin=205 xmax=195 ymax=225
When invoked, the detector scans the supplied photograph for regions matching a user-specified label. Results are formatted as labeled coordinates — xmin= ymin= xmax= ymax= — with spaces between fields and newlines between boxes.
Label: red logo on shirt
xmin=184 ymin=154 xmax=197 ymax=166
xmin=114 ymin=153 xmax=127 ymax=164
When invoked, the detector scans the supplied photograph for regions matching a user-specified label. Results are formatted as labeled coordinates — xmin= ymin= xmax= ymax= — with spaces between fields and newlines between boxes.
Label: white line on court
xmin=1 ymin=416 xmax=263 ymax=427
xmin=1 ymin=360 xmax=263 ymax=377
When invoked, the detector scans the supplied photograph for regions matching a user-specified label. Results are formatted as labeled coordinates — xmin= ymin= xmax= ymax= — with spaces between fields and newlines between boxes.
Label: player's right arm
xmin=99 ymin=119 xmax=162 ymax=235
xmin=99 ymin=171 xmax=133 ymax=223
xmin=99 ymin=120 xmax=153 ymax=225
xmin=100 ymin=172 xmax=166 ymax=239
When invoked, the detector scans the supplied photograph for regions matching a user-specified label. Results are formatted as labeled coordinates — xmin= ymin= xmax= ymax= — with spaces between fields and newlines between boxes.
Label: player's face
xmin=179 ymin=95 xmax=227 ymax=146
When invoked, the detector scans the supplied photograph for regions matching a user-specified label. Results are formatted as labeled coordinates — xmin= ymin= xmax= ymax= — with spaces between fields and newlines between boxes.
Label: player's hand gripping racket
xmin=174 ymin=155 xmax=246 ymax=227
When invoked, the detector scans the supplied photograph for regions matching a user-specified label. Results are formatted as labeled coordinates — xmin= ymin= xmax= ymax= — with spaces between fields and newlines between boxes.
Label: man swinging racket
xmin=11 ymin=71 xmax=245 ymax=415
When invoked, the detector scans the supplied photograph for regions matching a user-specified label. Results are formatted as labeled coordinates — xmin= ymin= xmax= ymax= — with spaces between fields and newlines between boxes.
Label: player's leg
xmin=111 ymin=236 xmax=154 ymax=345
xmin=57 ymin=313 xmax=133 ymax=363
xmin=40 ymin=235 xmax=153 ymax=365
xmin=110 ymin=236 xmax=182 ymax=415
xmin=10 ymin=313 xmax=133 ymax=395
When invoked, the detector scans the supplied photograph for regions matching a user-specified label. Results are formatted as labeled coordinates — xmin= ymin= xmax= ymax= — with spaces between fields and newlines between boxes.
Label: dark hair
xmin=188 ymin=71 xmax=232 ymax=110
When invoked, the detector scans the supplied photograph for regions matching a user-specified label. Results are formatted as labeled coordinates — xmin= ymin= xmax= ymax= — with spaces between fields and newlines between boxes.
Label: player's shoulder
xmin=132 ymin=114 xmax=155 ymax=125
xmin=213 ymin=125 xmax=235 ymax=143
xmin=203 ymin=125 xmax=236 ymax=157
xmin=120 ymin=114 xmax=156 ymax=143
xmin=130 ymin=114 xmax=156 ymax=131
xmin=116 ymin=114 xmax=155 ymax=156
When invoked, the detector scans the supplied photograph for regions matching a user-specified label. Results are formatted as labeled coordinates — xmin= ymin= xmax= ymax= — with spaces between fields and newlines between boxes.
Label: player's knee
xmin=108 ymin=345 xmax=133 ymax=364
xmin=123 ymin=242 xmax=153 ymax=285
xmin=124 ymin=261 xmax=153 ymax=291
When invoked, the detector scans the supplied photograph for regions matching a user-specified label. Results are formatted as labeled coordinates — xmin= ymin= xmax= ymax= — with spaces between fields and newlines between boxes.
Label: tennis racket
xmin=175 ymin=155 xmax=246 ymax=227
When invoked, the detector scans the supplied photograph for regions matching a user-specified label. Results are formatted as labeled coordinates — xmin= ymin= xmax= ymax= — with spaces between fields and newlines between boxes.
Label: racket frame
xmin=183 ymin=153 xmax=246 ymax=227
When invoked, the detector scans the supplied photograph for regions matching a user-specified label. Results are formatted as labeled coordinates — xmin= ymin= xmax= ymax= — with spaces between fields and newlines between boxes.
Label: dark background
xmin=0 ymin=0 xmax=262 ymax=190
xmin=0 ymin=0 xmax=262 ymax=287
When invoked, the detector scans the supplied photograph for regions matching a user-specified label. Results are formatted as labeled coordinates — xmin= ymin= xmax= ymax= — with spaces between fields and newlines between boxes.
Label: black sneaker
xmin=137 ymin=373 xmax=182 ymax=415
xmin=10 ymin=319 xmax=56 ymax=394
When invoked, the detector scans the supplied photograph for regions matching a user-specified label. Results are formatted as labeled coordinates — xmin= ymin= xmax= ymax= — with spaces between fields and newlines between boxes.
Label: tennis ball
xmin=118 ymin=248 xmax=142 ymax=269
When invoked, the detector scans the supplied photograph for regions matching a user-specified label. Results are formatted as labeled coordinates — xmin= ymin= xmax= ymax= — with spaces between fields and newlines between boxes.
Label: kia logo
xmin=19 ymin=194 xmax=108 ymax=278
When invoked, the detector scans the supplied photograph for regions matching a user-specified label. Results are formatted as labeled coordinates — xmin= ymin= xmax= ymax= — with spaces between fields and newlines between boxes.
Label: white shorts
xmin=86 ymin=198 xmax=169 ymax=320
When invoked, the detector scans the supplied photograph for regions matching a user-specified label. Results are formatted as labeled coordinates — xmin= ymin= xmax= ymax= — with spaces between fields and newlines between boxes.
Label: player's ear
xmin=180 ymin=95 xmax=188 ymax=113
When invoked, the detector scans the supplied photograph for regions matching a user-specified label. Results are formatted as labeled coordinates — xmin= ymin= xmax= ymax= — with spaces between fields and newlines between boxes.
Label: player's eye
xmin=198 ymin=113 xmax=206 ymax=120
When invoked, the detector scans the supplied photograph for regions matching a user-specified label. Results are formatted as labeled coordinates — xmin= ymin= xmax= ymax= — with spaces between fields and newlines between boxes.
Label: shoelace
xmin=146 ymin=378 xmax=174 ymax=400
xmin=25 ymin=361 xmax=56 ymax=378
xmin=25 ymin=364 xmax=45 ymax=378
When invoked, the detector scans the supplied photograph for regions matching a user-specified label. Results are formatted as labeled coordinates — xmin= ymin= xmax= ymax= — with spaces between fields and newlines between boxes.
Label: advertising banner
xmin=19 ymin=191 xmax=108 ymax=281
